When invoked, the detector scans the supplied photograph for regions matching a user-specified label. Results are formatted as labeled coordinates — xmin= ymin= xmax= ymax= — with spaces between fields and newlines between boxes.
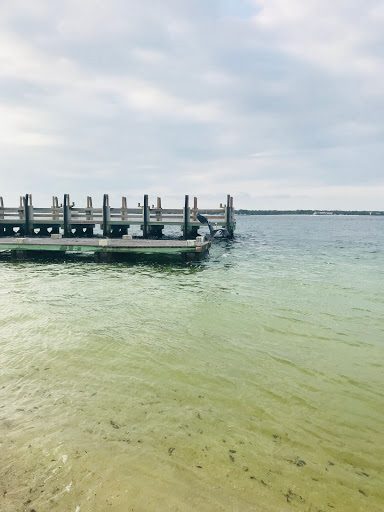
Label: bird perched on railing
xmin=197 ymin=213 xmax=229 ymax=238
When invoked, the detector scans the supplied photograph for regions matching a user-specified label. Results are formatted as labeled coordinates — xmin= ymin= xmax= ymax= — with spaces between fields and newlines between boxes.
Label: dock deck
xmin=0 ymin=236 xmax=211 ymax=261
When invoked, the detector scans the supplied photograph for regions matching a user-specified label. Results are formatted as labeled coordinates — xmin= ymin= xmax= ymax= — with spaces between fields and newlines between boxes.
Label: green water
xmin=1 ymin=216 xmax=383 ymax=512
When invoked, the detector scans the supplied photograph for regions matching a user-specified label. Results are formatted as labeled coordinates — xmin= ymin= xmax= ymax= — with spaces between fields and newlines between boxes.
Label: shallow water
xmin=1 ymin=216 xmax=383 ymax=512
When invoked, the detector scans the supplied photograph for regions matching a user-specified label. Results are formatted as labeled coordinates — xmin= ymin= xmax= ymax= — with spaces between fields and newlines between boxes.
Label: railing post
xmin=103 ymin=194 xmax=111 ymax=237
xmin=52 ymin=196 xmax=59 ymax=221
xmin=29 ymin=195 xmax=34 ymax=235
xmin=63 ymin=194 xmax=71 ymax=237
xmin=18 ymin=197 xmax=23 ymax=219
xmin=148 ymin=197 xmax=163 ymax=237
xmin=121 ymin=197 xmax=127 ymax=220
xmin=192 ymin=197 xmax=197 ymax=221
xmin=118 ymin=196 xmax=129 ymax=236
xmin=143 ymin=194 xmax=149 ymax=238
xmin=84 ymin=196 xmax=93 ymax=237
xmin=156 ymin=197 xmax=162 ymax=221
xmin=183 ymin=194 xmax=190 ymax=240
xmin=49 ymin=196 xmax=60 ymax=234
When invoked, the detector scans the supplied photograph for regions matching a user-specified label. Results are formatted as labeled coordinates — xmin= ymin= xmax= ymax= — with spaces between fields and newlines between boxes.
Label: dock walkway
xmin=0 ymin=236 xmax=211 ymax=261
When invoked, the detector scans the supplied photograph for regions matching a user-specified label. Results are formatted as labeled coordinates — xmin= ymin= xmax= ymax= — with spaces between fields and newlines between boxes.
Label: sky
xmin=0 ymin=0 xmax=383 ymax=210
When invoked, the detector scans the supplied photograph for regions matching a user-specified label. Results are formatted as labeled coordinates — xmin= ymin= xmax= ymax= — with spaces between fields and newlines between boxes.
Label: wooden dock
xmin=0 ymin=193 xmax=234 ymax=260
xmin=0 ymin=194 xmax=235 ymax=239
xmin=0 ymin=236 xmax=211 ymax=261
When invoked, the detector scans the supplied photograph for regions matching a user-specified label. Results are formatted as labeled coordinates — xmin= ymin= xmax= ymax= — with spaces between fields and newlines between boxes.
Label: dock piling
xmin=63 ymin=194 xmax=71 ymax=237
xmin=0 ymin=197 xmax=3 ymax=236
xmin=183 ymin=195 xmax=190 ymax=240
xmin=226 ymin=194 xmax=230 ymax=229
xmin=143 ymin=194 xmax=149 ymax=238
xmin=225 ymin=195 xmax=235 ymax=238
xmin=102 ymin=194 xmax=111 ymax=237
xmin=23 ymin=194 xmax=33 ymax=237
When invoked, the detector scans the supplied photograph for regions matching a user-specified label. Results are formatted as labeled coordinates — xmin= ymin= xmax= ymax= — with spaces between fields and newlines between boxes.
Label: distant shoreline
xmin=236 ymin=210 xmax=384 ymax=216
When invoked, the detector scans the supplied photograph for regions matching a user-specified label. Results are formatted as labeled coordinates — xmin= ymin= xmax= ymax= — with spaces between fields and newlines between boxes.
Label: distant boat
xmin=313 ymin=211 xmax=333 ymax=215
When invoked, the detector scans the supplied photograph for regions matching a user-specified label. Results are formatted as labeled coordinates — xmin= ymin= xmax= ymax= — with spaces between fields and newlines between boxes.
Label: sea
xmin=1 ymin=215 xmax=383 ymax=512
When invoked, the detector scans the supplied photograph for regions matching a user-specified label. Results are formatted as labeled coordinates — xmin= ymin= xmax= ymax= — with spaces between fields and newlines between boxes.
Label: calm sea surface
xmin=1 ymin=216 xmax=383 ymax=512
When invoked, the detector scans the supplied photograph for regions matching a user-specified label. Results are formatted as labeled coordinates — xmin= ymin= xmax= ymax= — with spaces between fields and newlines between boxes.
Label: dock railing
xmin=0 ymin=194 xmax=235 ymax=238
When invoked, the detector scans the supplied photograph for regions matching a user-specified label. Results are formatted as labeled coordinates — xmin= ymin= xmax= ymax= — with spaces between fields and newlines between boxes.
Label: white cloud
xmin=0 ymin=104 xmax=62 ymax=147
xmin=0 ymin=0 xmax=383 ymax=208
xmin=131 ymin=48 xmax=165 ymax=63
xmin=0 ymin=31 xmax=81 ymax=85
xmin=0 ymin=30 xmax=225 ymax=124
xmin=252 ymin=0 xmax=384 ymax=78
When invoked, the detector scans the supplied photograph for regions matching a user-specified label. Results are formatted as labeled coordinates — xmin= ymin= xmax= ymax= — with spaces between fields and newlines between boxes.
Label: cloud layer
xmin=1 ymin=0 xmax=383 ymax=208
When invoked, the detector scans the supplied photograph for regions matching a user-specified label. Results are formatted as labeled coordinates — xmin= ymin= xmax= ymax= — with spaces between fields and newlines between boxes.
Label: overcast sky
xmin=1 ymin=0 xmax=383 ymax=209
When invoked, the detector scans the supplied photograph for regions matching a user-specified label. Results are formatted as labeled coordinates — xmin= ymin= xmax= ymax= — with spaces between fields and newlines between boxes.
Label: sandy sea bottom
xmin=1 ymin=216 xmax=383 ymax=512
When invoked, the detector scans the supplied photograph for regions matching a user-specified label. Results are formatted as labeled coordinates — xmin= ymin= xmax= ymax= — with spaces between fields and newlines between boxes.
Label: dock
xmin=0 ymin=236 xmax=211 ymax=261
xmin=0 ymin=194 xmax=235 ymax=260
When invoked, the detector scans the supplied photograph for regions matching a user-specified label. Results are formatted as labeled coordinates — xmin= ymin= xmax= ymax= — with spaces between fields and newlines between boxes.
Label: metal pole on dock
xmin=103 ymin=194 xmax=111 ymax=237
xmin=230 ymin=196 xmax=234 ymax=236
xmin=183 ymin=195 xmax=190 ymax=240
xmin=226 ymin=195 xmax=235 ymax=238
xmin=24 ymin=194 xmax=31 ymax=236
xmin=143 ymin=194 xmax=149 ymax=238
xmin=226 ymin=194 xmax=234 ymax=238
xmin=226 ymin=194 xmax=230 ymax=228
xmin=63 ymin=194 xmax=71 ymax=237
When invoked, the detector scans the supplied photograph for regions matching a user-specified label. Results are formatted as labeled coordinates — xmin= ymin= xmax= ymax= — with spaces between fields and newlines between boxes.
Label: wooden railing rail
xmin=191 ymin=208 xmax=225 ymax=214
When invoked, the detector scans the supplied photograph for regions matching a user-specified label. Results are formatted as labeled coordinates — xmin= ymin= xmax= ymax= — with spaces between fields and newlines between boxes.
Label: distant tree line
xmin=235 ymin=210 xmax=384 ymax=216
